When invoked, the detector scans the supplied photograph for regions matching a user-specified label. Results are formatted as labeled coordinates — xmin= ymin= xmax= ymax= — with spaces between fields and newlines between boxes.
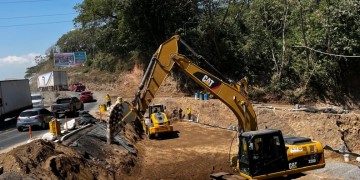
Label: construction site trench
xmin=0 ymin=95 xmax=360 ymax=180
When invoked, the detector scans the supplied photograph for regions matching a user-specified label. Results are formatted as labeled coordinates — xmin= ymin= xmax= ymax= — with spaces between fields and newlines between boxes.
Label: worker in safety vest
xmin=115 ymin=96 xmax=123 ymax=104
xmin=106 ymin=93 xmax=111 ymax=108
xmin=187 ymin=107 xmax=191 ymax=120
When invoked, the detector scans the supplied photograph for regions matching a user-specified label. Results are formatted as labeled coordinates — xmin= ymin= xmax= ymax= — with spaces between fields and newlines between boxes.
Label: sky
xmin=0 ymin=0 xmax=83 ymax=80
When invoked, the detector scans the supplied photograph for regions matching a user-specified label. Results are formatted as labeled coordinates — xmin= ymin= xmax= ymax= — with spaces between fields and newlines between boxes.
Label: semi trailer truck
xmin=0 ymin=79 xmax=33 ymax=124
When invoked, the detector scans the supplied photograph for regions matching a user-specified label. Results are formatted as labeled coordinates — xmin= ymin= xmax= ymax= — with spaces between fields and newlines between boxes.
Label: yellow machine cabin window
xmin=240 ymin=137 xmax=250 ymax=175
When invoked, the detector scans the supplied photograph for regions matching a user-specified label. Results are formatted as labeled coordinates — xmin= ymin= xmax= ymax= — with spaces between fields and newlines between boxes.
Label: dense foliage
xmin=29 ymin=0 xmax=360 ymax=103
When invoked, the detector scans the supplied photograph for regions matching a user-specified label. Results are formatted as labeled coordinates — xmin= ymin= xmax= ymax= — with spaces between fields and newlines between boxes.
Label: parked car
xmin=71 ymin=83 xmax=86 ymax=92
xmin=79 ymin=91 xmax=94 ymax=102
xmin=16 ymin=108 xmax=55 ymax=131
xmin=51 ymin=97 xmax=84 ymax=118
xmin=31 ymin=94 xmax=44 ymax=107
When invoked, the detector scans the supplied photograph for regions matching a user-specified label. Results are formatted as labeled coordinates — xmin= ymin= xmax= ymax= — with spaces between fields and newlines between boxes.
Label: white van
xmin=31 ymin=94 xmax=44 ymax=107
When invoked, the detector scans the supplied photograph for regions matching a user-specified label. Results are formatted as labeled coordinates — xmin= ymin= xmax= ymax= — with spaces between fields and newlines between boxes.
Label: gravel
xmin=309 ymin=162 xmax=360 ymax=179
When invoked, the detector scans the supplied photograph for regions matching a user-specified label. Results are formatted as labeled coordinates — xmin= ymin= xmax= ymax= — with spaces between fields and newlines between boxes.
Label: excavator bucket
xmin=108 ymin=101 xmax=138 ymax=142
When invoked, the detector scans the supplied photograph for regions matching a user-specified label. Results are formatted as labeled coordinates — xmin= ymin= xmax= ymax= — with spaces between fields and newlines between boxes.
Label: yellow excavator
xmin=110 ymin=35 xmax=325 ymax=179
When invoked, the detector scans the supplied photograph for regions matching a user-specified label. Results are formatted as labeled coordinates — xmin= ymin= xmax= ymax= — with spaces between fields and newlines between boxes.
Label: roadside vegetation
xmin=26 ymin=0 xmax=360 ymax=105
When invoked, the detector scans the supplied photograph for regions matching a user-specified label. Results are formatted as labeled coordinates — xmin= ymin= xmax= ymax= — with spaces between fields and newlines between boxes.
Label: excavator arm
xmin=132 ymin=35 xmax=257 ymax=132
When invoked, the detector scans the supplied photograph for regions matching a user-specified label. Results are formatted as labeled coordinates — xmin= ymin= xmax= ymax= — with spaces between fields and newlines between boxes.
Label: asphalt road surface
xmin=0 ymin=91 xmax=99 ymax=152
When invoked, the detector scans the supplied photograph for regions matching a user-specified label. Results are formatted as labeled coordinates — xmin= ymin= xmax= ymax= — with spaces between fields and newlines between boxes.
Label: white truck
xmin=0 ymin=79 xmax=33 ymax=124
xmin=37 ymin=71 xmax=67 ymax=91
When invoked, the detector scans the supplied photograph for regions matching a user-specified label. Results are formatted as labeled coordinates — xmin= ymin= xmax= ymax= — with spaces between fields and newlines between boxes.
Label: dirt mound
xmin=0 ymin=140 xmax=109 ymax=179
xmin=0 ymin=123 xmax=141 ymax=180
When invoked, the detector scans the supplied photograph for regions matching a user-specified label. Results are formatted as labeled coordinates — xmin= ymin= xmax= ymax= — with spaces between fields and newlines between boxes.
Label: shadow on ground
xmin=153 ymin=131 xmax=180 ymax=140
xmin=0 ymin=118 xmax=17 ymax=133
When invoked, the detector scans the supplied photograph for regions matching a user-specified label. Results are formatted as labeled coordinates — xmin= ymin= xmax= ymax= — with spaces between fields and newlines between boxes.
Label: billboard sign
xmin=54 ymin=52 xmax=86 ymax=67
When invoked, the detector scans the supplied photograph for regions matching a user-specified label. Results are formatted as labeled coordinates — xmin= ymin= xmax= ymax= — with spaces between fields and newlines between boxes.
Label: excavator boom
xmin=134 ymin=35 xmax=257 ymax=132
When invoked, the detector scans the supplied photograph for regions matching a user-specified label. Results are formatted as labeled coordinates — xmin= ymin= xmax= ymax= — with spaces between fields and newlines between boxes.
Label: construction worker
xmin=179 ymin=108 xmax=183 ymax=120
xmin=116 ymin=96 xmax=123 ymax=104
xmin=187 ymin=107 xmax=191 ymax=120
xmin=105 ymin=93 xmax=111 ymax=108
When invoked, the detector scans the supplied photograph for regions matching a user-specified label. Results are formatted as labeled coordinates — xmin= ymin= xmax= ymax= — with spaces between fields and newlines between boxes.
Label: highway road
xmin=0 ymin=91 xmax=100 ymax=152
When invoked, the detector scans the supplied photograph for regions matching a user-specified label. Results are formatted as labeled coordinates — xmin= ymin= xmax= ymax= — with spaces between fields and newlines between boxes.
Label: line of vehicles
xmin=0 ymin=78 xmax=94 ymax=132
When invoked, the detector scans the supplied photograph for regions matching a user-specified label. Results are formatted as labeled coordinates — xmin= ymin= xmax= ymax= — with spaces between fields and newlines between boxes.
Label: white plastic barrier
xmin=64 ymin=119 xmax=76 ymax=130
xmin=42 ymin=133 xmax=57 ymax=141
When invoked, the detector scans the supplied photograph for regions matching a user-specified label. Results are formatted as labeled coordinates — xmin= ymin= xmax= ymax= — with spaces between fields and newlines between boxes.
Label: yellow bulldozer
xmin=143 ymin=104 xmax=173 ymax=139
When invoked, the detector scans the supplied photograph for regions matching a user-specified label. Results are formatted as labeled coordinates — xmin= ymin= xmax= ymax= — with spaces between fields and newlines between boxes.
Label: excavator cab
xmin=237 ymin=129 xmax=325 ymax=179
xmin=239 ymin=129 xmax=288 ymax=178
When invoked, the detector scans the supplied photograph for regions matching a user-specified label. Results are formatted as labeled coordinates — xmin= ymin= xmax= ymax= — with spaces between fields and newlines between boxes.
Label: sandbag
xmin=42 ymin=133 xmax=57 ymax=141
xmin=64 ymin=119 xmax=76 ymax=130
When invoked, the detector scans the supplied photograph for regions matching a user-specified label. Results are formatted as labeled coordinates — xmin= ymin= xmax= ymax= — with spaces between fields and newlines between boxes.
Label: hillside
xmin=31 ymin=60 xmax=360 ymax=111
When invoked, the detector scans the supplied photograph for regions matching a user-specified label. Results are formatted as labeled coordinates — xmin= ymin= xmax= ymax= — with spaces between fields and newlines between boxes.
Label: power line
xmin=0 ymin=0 xmax=62 ymax=4
xmin=0 ymin=13 xmax=77 ymax=20
xmin=294 ymin=46 xmax=360 ymax=58
xmin=0 ymin=21 xmax=72 ymax=28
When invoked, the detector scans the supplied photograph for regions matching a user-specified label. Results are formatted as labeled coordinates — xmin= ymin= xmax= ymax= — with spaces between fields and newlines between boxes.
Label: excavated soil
xmin=127 ymin=121 xmax=236 ymax=179
xmin=0 ymin=124 xmax=140 ymax=180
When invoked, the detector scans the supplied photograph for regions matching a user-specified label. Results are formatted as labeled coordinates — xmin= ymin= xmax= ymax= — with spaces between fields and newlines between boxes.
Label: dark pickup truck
xmin=51 ymin=97 xmax=84 ymax=118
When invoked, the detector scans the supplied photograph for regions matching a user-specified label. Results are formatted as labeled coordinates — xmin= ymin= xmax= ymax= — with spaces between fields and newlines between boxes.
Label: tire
xmin=0 ymin=117 xmax=4 ymax=124
xmin=41 ymin=121 xmax=46 ymax=130
xmin=148 ymin=130 xmax=155 ymax=139
xmin=72 ymin=107 xmax=77 ymax=116
xmin=17 ymin=127 xmax=23 ymax=132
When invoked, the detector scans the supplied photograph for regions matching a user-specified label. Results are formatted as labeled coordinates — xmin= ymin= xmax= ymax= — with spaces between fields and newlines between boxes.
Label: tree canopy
xmin=29 ymin=0 xmax=360 ymax=104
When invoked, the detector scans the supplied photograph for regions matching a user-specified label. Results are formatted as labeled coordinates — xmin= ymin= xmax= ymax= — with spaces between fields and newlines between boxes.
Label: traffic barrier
xmin=49 ymin=119 xmax=61 ymax=136
xmin=29 ymin=126 xmax=32 ymax=139
xmin=100 ymin=104 xmax=106 ymax=112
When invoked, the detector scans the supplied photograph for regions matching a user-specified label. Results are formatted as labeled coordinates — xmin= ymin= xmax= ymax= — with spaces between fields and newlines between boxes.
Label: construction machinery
xmin=110 ymin=35 xmax=325 ymax=179
xmin=143 ymin=104 xmax=173 ymax=139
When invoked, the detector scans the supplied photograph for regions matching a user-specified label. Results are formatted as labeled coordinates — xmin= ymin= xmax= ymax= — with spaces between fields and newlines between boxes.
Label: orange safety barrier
xmin=29 ymin=126 xmax=32 ymax=139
